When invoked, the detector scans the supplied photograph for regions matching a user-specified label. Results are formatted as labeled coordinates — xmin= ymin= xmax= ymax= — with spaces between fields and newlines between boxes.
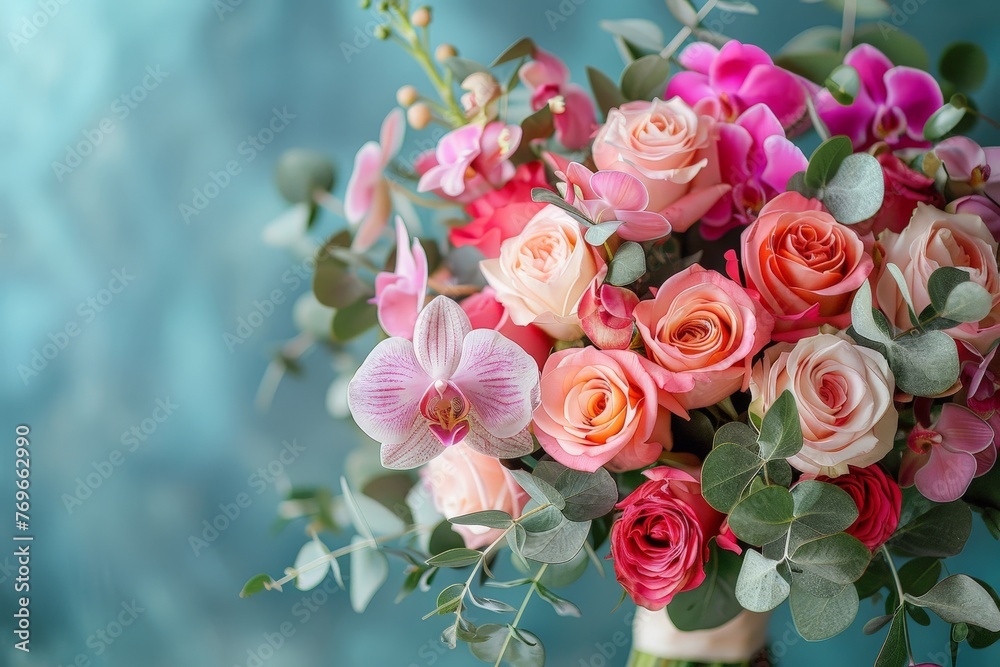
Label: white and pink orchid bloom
xmin=519 ymin=47 xmax=597 ymax=150
xmin=371 ymin=218 xmax=428 ymax=339
xmin=417 ymin=122 xmax=522 ymax=200
xmin=348 ymin=296 xmax=541 ymax=470
xmin=561 ymin=162 xmax=672 ymax=241
xmin=345 ymin=108 xmax=405 ymax=252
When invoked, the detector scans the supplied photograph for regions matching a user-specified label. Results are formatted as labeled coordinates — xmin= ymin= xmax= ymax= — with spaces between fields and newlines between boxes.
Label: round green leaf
xmin=729 ymin=486 xmax=795 ymax=546
xmin=735 ymin=550 xmax=790 ymax=612
xmin=532 ymin=460 xmax=618 ymax=522
xmin=821 ymin=153 xmax=885 ymax=224
xmin=276 ymin=149 xmax=335 ymax=204
xmin=940 ymin=42 xmax=989 ymax=91
xmin=805 ymin=135 xmax=853 ymax=189
xmin=790 ymin=580 xmax=859 ymax=641
xmin=607 ymin=241 xmax=646 ymax=286
xmin=825 ymin=65 xmax=860 ymax=105
xmin=906 ymin=574 xmax=1000 ymax=632
xmin=668 ymin=542 xmax=744 ymax=629
xmin=469 ymin=624 xmax=545 ymax=667
xmin=790 ymin=533 xmax=871 ymax=585
xmin=923 ymin=102 xmax=967 ymax=141
xmin=701 ymin=443 xmax=764 ymax=513
xmin=621 ymin=54 xmax=672 ymax=101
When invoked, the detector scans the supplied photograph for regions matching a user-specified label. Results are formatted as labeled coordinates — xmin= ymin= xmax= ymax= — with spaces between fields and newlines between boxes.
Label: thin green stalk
xmin=493 ymin=563 xmax=548 ymax=667
xmin=881 ymin=545 xmax=916 ymax=666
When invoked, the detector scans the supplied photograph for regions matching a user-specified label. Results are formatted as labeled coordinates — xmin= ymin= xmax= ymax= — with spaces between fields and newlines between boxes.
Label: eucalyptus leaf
xmin=873 ymin=610 xmax=908 ymax=667
xmin=532 ymin=461 xmax=619 ymax=522
xmin=789 ymin=579 xmax=859 ymax=641
xmin=790 ymin=533 xmax=871 ymax=584
xmin=889 ymin=492 xmax=972 ymax=558
xmin=276 ymin=149 xmax=335 ymax=204
xmin=607 ymin=241 xmax=646 ymax=286
xmin=511 ymin=546 xmax=590 ymax=589
xmin=293 ymin=541 xmax=331 ymax=591
xmin=775 ymin=50 xmax=842 ymax=84
xmin=469 ymin=592 xmax=517 ymax=614
xmin=519 ymin=503 xmax=565 ymax=533
xmin=442 ymin=56 xmax=490 ymax=81
xmin=598 ymin=18 xmax=665 ymax=52
xmin=621 ymin=54 xmax=672 ymax=101
xmin=824 ymin=0 xmax=890 ymax=18
xmin=735 ymin=550 xmax=790 ymax=613
xmin=863 ymin=614 xmax=894 ymax=635
xmin=825 ymin=65 xmax=860 ymax=105
xmin=790 ymin=480 xmax=859 ymax=539
xmin=587 ymin=67 xmax=628 ymax=117
xmin=805 ymin=135 xmax=853 ymax=189
xmin=469 ymin=624 xmax=545 ymax=667
xmin=510 ymin=469 xmax=566 ymax=510
xmin=535 ymin=584 xmax=582 ymax=617
xmin=491 ymin=37 xmax=536 ymax=67
xmin=967 ymin=578 xmax=1000 ymax=648
xmin=584 ymin=221 xmax=625 ymax=246
xmin=665 ymin=0 xmax=699 ymax=26
xmin=667 ymin=542 xmax=743 ymax=630
xmin=530 ymin=188 xmax=593 ymax=227
xmin=450 ymin=510 xmax=513 ymax=530
xmin=924 ymin=101 xmax=967 ymax=141
xmin=729 ymin=486 xmax=795 ymax=546
xmin=519 ymin=515 xmax=591 ymax=564
xmin=853 ymin=23 xmax=929 ymax=70
xmin=701 ymin=443 xmax=764 ymax=513
xmin=715 ymin=0 xmax=759 ymax=14
xmin=928 ymin=266 xmax=992 ymax=323
xmin=884 ymin=262 xmax=920 ymax=327
xmin=426 ymin=548 xmax=484 ymax=569
xmin=821 ymin=153 xmax=885 ymax=224
xmin=898 ymin=557 xmax=942 ymax=597
xmin=714 ymin=421 xmax=759 ymax=451
xmin=434 ymin=583 xmax=466 ymax=616
xmin=349 ymin=537 xmax=388 ymax=612
xmin=886 ymin=329 xmax=960 ymax=397
xmin=240 ymin=573 xmax=274 ymax=598
xmin=940 ymin=41 xmax=989 ymax=91
xmin=332 ymin=297 xmax=379 ymax=342
xmin=758 ymin=390 xmax=803 ymax=460
xmin=906 ymin=574 xmax=1000 ymax=632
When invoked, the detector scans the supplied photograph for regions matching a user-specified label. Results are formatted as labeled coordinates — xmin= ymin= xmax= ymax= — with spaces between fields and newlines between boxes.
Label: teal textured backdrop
xmin=3 ymin=1 xmax=1000 ymax=665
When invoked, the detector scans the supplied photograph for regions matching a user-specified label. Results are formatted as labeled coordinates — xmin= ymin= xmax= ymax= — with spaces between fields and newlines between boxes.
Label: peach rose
xmin=634 ymin=265 xmax=774 ymax=410
xmin=533 ymin=347 xmax=676 ymax=473
xmin=750 ymin=333 xmax=897 ymax=476
xmin=876 ymin=203 xmax=1000 ymax=353
xmin=591 ymin=97 xmax=729 ymax=232
xmin=740 ymin=191 xmax=874 ymax=340
xmin=422 ymin=443 xmax=529 ymax=549
xmin=480 ymin=205 xmax=606 ymax=340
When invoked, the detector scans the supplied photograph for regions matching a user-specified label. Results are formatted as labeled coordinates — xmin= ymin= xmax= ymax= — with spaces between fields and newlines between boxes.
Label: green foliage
xmin=789 ymin=579 xmax=860 ymax=641
xmin=757 ymin=390 xmax=804 ymax=460
xmin=607 ymin=241 xmax=647 ymax=286
xmin=275 ymin=149 xmax=335 ymax=204
xmin=491 ymin=37 xmax=536 ymax=67
xmin=350 ymin=536 xmax=388 ymax=612
xmin=940 ymin=42 xmax=989 ymax=91
xmin=239 ymin=573 xmax=274 ymax=598
xmin=620 ymin=55 xmax=671 ymax=101
xmin=825 ymin=64 xmax=860 ymax=105
xmin=735 ymin=549 xmax=790 ymax=612
xmin=805 ymin=136 xmax=853 ymax=189
xmin=530 ymin=188 xmax=593 ymax=227
xmin=906 ymin=575 xmax=1000 ymax=632
xmin=889 ymin=488 xmax=972 ymax=558
xmin=313 ymin=231 xmax=371 ymax=309
xmin=924 ymin=97 xmax=968 ymax=141
xmin=426 ymin=548 xmax=484 ymax=568
xmin=584 ymin=221 xmax=625 ymax=246
xmin=332 ymin=297 xmax=379 ymax=342
xmin=791 ymin=138 xmax=885 ymax=224
xmin=531 ymin=461 xmax=619 ymax=521
xmin=469 ymin=624 xmax=545 ymax=667
xmin=587 ymin=67 xmax=628 ymax=117
xmin=450 ymin=510 xmax=514 ymax=530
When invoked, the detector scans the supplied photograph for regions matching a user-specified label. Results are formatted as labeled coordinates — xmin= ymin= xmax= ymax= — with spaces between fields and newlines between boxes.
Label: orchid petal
xmin=414 ymin=296 xmax=472 ymax=380
xmin=348 ymin=338 xmax=430 ymax=445
xmin=351 ymin=179 xmax=393 ymax=252
xmin=935 ymin=136 xmax=986 ymax=181
xmin=760 ymin=135 xmax=809 ymax=193
xmin=554 ymin=84 xmax=598 ymax=150
xmin=660 ymin=183 xmax=731 ymax=233
xmin=380 ymin=425 xmax=447 ymax=470
xmin=590 ymin=170 xmax=649 ymax=211
xmin=937 ymin=404 xmax=994 ymax=454
xmin=344 ymin=142 xmax=383 ymax=224
xmin=844 ymin=44 xmax=893 ymax=104
xmin=884 ymin=67 xmax=943 ymax=140
xmin=564 ymin=162 xmax=598 ymax=201
xmin=711 ymin=41 xmax=772 ymax=93
xmin=379 ymin=108 xmax=405 ymax=162
xmin=738 ymin=66 xmax=808 ymax=131
xmin=815 ymin=88 xmax=878 ymax=148
xmin=898 ymin=449 xmax=926 ymax=487
xmin=975 ymin=443 xmax=997 ymax=477
xmin=678 ymin=42 xmax=719 ymax=74
xmin=735 ymin=104 xmax=785 ymax=147
xmin=665 ymin=71 xmax=716 ymax=109
xmin=615 ymin=210 xmax=672 ymax=241
xmin=520 ymin=47 xmax=570 ymax=89
xmin=452 ymin=329 xmax=540 ymax=438
xmin=914 ymin=446 xmax=978 ymax=502
xmin=464 ymin=421 xmax=535 ymax=459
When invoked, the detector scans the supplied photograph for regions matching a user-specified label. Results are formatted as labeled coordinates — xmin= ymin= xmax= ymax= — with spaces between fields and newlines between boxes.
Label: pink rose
xmin=533 ymin=347 xmax=678 ymax=473
xmin=876 ymin=203 xmax=1000 ymax=353
xmin=591 ymin=97 xmax=730 ymax=232
xmin=634 ymin=265 xmax=774 ymax=410
xmin=740 ymin=191 xmax=874 ymax=340
xmin=813 ymin=465 xmax=902 ymax=551
xmin=450 ymin=162 xmax=552 ymax=259
xmin=480 ymin=205 xmax=606 ymax=340
xmin=422 ymin=443 xmax=528 ymax=549
xmin=750 ymin=333 xmax=898 ymax=476
xmin=461 ymin=287 xmax=552 ymax=370
xmin=611 ymin=466 xmax=740 ymax=611
xmin=871 ymin=145 xmax=945 ymax=235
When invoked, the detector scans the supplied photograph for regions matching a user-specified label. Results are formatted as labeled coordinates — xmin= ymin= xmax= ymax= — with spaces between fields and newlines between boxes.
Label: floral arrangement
xmin=244 ymin=1 xmax=1000 ymax=665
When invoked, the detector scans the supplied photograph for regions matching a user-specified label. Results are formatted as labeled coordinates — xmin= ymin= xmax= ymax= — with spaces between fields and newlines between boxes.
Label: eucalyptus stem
xmin=492 ymin=563 xmax=549 ymax=667
xmin=840 ymin=0 xmax=857 ymax=55
xmin=881 ymin=545 xmax=917 ymax=666
xmin=661 ymin=0 xmax=721 ymax=60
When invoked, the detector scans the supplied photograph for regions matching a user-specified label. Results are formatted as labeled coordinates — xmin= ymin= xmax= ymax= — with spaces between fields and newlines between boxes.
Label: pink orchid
xmin=900 ymin=404 xmax=995 ymax=503
xmin=701 ymin=104 xmax=808 ymax=240
xmin=959 ymin=344 xmax=1000 ymax=471
xmin=579 ymin=283 xmax=639 ymax=350
xmin=371 ymin=218 xmax=428 ymax=339
xmin=345 ymin=109 xmax=405 ymax=252
xmin=666 ymin=41 xmax=810 ymax=133
xmin=347 ymin=296 xmax=541 ymax=469
xmin=560 ymin=162 xmax=672 ymax=241
xmin=417 ymin=122 xmax=522 ymax=202
xmin=934 ymin=136 xmax=1000 ymax=201
xmin=519 ymin=47 xmax=598 ymax=150
xmin=951 ymin=195 xmax=1000 ymax=241
xmin=815 ymin=44 xmax=942 ymax=151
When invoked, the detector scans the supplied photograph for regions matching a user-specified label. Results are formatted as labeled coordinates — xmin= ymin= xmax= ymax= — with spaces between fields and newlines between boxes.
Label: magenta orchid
xmin=815 ymin=44 xmax=943 ymax=151
xmin=371 ymin=218 xmax=428 ymax=339
xmin=345 ymin=108 xmax=405 ymax=252
xmin=701 ymin=104 xmax=808 ymax=240
xmin=900 ymin=404 xmax=995 ymax=503
xmin=666 ymin=41 xmax=810 ymax=133
xmin=579 ymin=283 xmax=639 ymax=350
xmin=519 ymin=47 xmax=598 ymax=150
xmin=417 ymin=122 xmax=521 ymax=202
xmin=560 ymin=162 xmax=672 ymax=241
xmin=347 ymin=296 xmax=541 ymax=469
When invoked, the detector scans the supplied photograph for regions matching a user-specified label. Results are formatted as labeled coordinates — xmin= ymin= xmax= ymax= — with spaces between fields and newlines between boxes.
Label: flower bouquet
xmin=244 ymin=1 xmax=1000 ymax=665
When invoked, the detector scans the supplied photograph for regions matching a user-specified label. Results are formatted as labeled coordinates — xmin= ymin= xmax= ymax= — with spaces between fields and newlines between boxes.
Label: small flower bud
xmin=373 ymin=24 xmax=391 ymax=40
xmin=435 ymin=43 xmax=457 ymax=63
xmin=396 ymin=85 xmax=420 ymax=108
xmin=410 ymin=6 xmax=431 ymax=28
xmin=407 ymin=103 xmax=432 ymax=130
xmin=359 ymin=0 xmax=371 ymax=8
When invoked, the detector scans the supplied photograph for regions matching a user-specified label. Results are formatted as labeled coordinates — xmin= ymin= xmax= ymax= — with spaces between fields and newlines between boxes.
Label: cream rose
xmin=421 ymin=444 xmax=528 ymax=549
xmin=634 ymin=265 xmax=774 ymax=410
xmin=749 ymin=333 xmax=898 ymax=476
xmin=591 ymin=97 xmax=728 ymax=231
xmin=877 ymin=203 xmax=1000 ymax=353
xmin=480 ymin=204 xmax=606 ymax=340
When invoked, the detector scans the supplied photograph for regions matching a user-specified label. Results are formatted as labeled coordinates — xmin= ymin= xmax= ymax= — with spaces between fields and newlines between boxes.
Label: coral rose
xmin=610 ymin=466 xmax=740 ymax=611
xmin=533 ymin=347 xmax=680 ymax=473
xmin=634 ymin=264 xmax=774 ymax=410
xmin=750 ymin=333 xmax=898 ymax=476
xmin=813 ymin=465 xmax=902 ymax=551
xmin=591 ymin=97 xmax=729 ymax=232
xmin=740 ymin=191 xmax=874 ymax=340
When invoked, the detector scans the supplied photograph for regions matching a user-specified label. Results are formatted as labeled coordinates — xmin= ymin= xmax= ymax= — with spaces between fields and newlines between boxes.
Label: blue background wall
xmin=2 ymin=1 xmax=1000 ymax=665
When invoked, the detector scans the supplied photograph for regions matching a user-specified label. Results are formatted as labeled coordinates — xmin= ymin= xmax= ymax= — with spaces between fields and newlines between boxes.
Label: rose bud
xmin=813 ymin=465 xmax=902 ymax=551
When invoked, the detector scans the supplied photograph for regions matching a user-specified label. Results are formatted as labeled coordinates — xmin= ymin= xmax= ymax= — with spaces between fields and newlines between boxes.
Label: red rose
xmin=610 ymin=466 xmax=740 ymax=611
xmin=871 ymin=146 xmax=944 ymax=235
xmin=450 ymin=162 xmax=551 ymax=258
xmin=815 ymin=465 xmax=902 ymax=551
